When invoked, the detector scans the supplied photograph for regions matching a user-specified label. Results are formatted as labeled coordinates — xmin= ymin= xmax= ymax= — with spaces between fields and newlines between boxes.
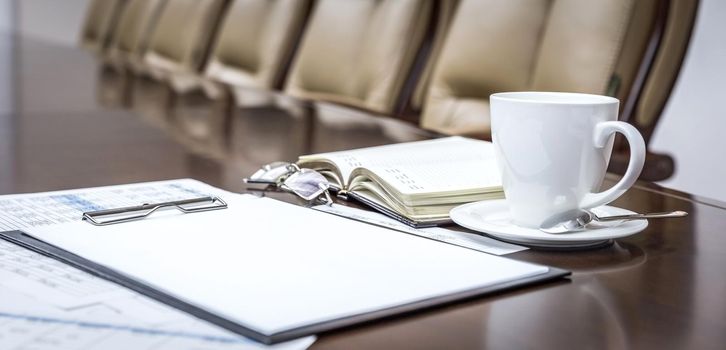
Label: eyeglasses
xmin=244 ymin=162 xmax=333 ymax=205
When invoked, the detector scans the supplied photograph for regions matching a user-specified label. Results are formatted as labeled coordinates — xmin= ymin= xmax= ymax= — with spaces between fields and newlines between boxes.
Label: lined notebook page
xmin=303 ymin=137 xmax=501 ymax=195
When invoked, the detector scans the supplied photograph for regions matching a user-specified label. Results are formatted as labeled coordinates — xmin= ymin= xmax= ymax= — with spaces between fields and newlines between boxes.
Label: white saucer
xmin=450 ymin=199 xmax=648 ymax=249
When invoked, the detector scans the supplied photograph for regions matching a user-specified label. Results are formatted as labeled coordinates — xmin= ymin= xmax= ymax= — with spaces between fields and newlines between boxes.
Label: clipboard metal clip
xmin=82 ymin=196 xmax=228 ymax=226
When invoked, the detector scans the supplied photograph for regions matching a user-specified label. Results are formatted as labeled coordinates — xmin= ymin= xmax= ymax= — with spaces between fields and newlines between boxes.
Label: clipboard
xmin=0 ymin=228 xmax=568 ymax=345
xmin=0 ymin=194 xmax=570 ymax=345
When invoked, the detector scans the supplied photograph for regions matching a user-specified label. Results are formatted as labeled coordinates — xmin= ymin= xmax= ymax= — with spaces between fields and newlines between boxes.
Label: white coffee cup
xmin=490 ymin=92 xmax=645 ymax=229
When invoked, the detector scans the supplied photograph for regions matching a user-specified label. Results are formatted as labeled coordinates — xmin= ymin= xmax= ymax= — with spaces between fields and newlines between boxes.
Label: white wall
xmin=0 ymin=0 xmax=13 ymax=116
xmin=12 ymin=0 xmax=98 ymax=115
xmin=650 ymin=0 xmax=726 ymax=202
xmin=17 ymin=0 xmax=89 ymax=46
xmin=0 ymin=1 xmax=12 ymax=33
xmin=0 ymin=1 xmax=14 ymax=192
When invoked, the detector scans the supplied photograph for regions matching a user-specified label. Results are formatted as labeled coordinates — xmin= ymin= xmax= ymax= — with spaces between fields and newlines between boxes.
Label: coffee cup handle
xmin=580 ymin=121 xmax=646 ymax=209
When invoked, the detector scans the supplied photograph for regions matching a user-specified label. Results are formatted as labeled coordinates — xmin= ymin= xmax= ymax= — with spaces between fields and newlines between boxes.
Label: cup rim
xmin=490 ymin=91 xmax=619 ymax=105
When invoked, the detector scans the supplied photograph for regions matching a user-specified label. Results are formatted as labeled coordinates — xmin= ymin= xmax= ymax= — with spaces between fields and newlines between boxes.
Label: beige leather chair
xmin=169 ymin=0 xmax=311 ymax=97
xmin=96 ymin=0 xmax=168 ymax=107
xmin=106 ymin=0 xmax=168 ymax=71
xmin=419 ymin=0 xmax=661 ymax=137
xmin=170 ymin=0 xmax=312 ymax=143
xmin=283 ymin=0 xmax=435 ymax=115
xmin=618 ymin=0 xmax=699 ymax=145
xmin=610 ymin=0 xmax=699 ymax=181
xmin=79 ymin=0 xmax=127 ymax=55
xmin=131 ymin=0 xmax=227 ymax=125
xmin=403 ymin=0 xmax=461 ymax=121
xmin=142 ymin=0 xmax=228 ymax=80
xmin=200 ymin=0 xmax=311 ymax=92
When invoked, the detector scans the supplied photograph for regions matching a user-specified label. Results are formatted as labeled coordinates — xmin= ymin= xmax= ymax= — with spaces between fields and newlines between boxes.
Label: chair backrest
xmin=283 ymin=0 xmax=434 ymax=115
xmin=405 ymin=0 xmax=461 ymax=120
xmin=419 ymin=0 xmax=661 ymax=136
xmin=621 ymin=0 xmax=699 ymax=144
xmin=609 ymin=0 xmax=699 ymax=181
xmin=143 ymin=0 xmax=228 ymax=77
xmin=203 ymin=0 xmax=312 ymax=90
xmin=79 ymin=0 xmax=127 ymax=54
xmin=106 ymin=0 xmax=168 ymax=70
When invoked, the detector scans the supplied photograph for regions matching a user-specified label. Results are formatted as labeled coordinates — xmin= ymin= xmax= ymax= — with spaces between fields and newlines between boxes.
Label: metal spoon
xmin=539 ymin=209 xmax=688 ymax=234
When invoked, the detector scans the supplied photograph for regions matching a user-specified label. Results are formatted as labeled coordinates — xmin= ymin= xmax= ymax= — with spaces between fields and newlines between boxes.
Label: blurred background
xmin=0 ymin=0 xmax=724 ymax=202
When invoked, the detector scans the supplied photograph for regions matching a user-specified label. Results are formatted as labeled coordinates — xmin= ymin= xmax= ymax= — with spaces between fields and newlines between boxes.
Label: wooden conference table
xmin=1 ymin=35 xmax=725 ymax=349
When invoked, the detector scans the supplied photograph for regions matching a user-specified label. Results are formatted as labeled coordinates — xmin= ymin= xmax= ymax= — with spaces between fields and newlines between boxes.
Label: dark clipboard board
xmin=0 ymin=229 xmax=570 ymax=345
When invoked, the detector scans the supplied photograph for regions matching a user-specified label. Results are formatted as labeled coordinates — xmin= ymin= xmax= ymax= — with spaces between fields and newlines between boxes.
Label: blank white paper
xmin=25 ymin=194 xmax=549 ymax=336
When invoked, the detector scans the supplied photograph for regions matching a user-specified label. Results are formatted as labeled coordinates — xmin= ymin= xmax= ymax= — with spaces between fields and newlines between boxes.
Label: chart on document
xmin=0 ymin=179 xmax=226 ymax=231
xmin=0 ymin=310 xmax=261 ymax=350
xmin=0 ymin=179 xmax=232 ymax=308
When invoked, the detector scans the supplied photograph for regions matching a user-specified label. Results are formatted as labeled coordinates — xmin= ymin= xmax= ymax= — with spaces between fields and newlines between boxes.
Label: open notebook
xmin=4 ymin=193 xmax=567 ymax=344
xmin=298 ymin=137 xmax=503 ymax=227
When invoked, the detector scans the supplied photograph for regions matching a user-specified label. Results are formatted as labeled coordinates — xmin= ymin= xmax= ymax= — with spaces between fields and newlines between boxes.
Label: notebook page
xmin=304 ymin=137 xmax=501 ymax=195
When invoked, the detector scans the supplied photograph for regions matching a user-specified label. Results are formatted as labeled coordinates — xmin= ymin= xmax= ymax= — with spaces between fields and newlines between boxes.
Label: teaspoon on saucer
xmin=539 ymin=209 xmax=688 ymax=234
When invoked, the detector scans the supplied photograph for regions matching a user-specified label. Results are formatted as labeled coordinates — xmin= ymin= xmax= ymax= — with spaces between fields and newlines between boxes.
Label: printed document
xmin=0 ymin=178 xmax=231 ymax=231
